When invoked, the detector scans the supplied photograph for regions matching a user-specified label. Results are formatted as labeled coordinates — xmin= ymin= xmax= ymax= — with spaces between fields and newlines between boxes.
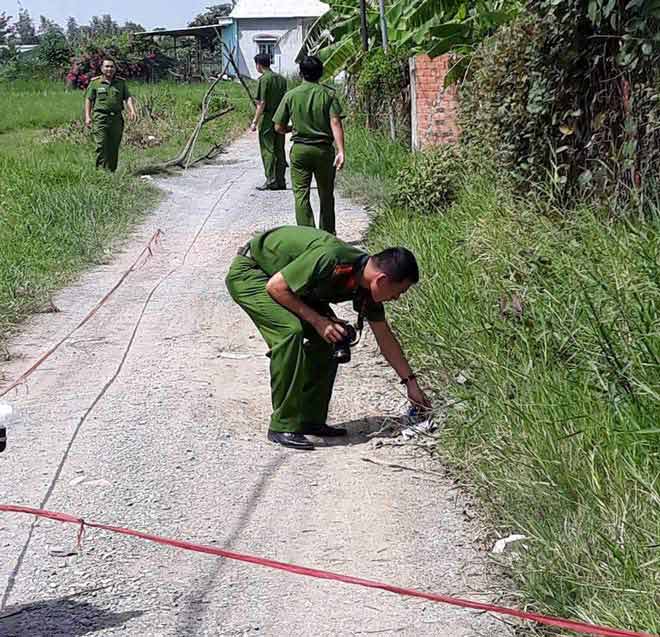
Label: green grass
xmin=0 ymin=79 xmax=254 ymax=341
xmin=343 ymin=126 xmax=660 ymax=634
xmin=339 ymin=125 xmax=409 ymax=207
xmin=0 ymin=80 xmax=84 ymax=133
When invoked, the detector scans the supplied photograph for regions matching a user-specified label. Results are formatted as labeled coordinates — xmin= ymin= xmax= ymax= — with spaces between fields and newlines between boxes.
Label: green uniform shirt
xmin=272 ymin=81 xmax=344 ymax=146
xmin=86 ymin=76 xmax=130 ymax=114
xmin=255 ymin=69 xmax=288 ymax=114
xmin=249 ymin=226 xmax=385 ymax=321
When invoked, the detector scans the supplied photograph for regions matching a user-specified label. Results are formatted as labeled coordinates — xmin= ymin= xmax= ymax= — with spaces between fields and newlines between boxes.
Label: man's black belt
xmin=237 ymin=242 xmax=251 ymax=257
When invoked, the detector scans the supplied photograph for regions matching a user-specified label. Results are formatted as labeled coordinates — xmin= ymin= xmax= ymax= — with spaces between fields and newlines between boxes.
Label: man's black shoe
xmin=256 ymin=183 xmax=270 ymax=191
xmin=267 ymin=430 xmax=315 ymax=450
xmin=301 ymin=423 xmax=348 ymax=437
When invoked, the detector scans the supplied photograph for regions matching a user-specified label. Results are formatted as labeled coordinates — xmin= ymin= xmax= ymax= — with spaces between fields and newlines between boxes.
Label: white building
xmin=227 ymin=0 xmax=329 ymax=79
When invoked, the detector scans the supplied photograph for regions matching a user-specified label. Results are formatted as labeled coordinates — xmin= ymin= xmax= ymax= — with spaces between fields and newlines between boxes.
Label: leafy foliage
xmin=391 ymin=144 xmax=462 ymax=212
xmin=0 ymin=11 xmax=13 ymax=44
xmin=66 ymin=17 xmax=81 ymax=43
xmin=15 ymin=9 xmax=37 ymax=45
xmin=65 ymin=35 xmax=172 ymax=89
xmin=188 ymin=3 xmax=234 ymax=49
xmin=37 ymin=31 xmax=73 ymax=72
xmin=300 ymin=0 xmax=521 ymax=80
xmin=348 ymin=46 xmax=412 ymax=137
xmin=461 ymin=0 xmax=660 ymax=198
xmin=189 ymin=3 xmax=234 ymax=26
xmin=38 ymin=15 xmax=63 ymax=36
xmin=355 ymin=47 xmax=410 ymax=104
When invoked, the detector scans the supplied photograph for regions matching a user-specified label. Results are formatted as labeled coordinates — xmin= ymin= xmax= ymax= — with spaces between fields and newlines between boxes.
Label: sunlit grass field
xmin=0 ymin=79 xmax=254 ymax=341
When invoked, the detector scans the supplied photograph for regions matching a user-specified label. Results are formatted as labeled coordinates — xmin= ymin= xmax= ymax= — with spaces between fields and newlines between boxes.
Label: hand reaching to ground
xmin=407 ymin=379 xmax=431 ymax=411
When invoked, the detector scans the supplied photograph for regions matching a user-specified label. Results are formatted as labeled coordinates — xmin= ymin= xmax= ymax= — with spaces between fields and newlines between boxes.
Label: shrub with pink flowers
xmin=65 ymin=33 xmax=174 ymax=90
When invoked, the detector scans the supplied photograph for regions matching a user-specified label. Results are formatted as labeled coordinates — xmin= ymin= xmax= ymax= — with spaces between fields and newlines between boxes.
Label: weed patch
xmin=344 ymin=126 xmax=660 ymax=634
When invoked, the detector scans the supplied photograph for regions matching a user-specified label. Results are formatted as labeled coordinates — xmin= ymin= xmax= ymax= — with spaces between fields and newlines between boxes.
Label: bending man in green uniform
xmin=273 ymin=56 xmax=345 ymax=235
xmin=251 ymin=53 xmax=288 ymax=191
xmin=226 ymin=226 xmax=431 ymax=450
xmin=84 ymin=58 xmax=137 ymax=172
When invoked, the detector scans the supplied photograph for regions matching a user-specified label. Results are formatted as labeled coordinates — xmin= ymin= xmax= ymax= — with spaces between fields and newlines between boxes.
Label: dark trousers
xmin=290 ymin=143 xmax=336 ymax=235
xmin=259 ymin=114 xmax=287 ymax=188
xmin=225 ymin=255 xmax=338 ymax=433
xmin=93 ymin=112 xmax=124 ymax=172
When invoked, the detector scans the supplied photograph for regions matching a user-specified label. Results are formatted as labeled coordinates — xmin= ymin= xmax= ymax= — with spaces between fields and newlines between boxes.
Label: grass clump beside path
xmin=341 ymin=125 xmax=660 ymax=634
xmin=0 ymin=80 xmax=253 ymax=342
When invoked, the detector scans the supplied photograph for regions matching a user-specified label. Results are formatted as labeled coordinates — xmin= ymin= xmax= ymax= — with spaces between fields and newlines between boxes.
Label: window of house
xmin=254 ymin=35 xmax=278 ymax=64
xmin=257 ymin=41 xmax=275 ymax=60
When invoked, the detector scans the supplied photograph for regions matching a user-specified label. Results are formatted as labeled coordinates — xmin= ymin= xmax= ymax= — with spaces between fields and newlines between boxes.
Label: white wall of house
xmin=234 ymin=17 xmax=315 ymax=79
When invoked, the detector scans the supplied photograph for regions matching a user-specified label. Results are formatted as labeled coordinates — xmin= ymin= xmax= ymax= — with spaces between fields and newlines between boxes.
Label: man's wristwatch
xmin=400 ymin=374 xmax=417 ymax=385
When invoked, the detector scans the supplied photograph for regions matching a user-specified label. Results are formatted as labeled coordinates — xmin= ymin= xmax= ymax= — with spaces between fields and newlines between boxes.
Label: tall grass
xmin=340 ymin=124 xmax=409 ymax=207
xmin=0 ymin=81 xmax=84 ymax=133
xmin=345 ymin=129 xmax=660 ymax=633
xmin=0 ymin=130 xmax=158 ymax=337
xmin=0 ymin=79 xmax=254 ymax=341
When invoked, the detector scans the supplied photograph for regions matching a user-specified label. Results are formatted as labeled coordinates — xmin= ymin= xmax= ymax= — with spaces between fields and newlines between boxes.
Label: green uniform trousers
xmin=290 ymin=143 xmax=336 ymax=235
xmin=93 ymin=112 xmax=124 ymax=172
xmin=225 ymin=255 xmax=338 ymax=433
xmin=259 ymin=114 xmax=287 ymax=188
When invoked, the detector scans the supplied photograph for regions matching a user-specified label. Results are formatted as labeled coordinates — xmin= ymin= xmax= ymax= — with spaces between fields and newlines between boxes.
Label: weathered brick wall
xmin=410 ymin=55 xmax=460 ymax=150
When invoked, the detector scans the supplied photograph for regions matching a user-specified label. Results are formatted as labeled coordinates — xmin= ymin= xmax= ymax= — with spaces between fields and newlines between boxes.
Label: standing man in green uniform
xmin=273 ymin=56 xmax=345 ymax=235
xmin=84 ymin=58 xmax=137 ymax=172
xmin=225 ymin=226 xmax=430 ymax=450
xmin=251 ymin=53 xmax=288 ymax=191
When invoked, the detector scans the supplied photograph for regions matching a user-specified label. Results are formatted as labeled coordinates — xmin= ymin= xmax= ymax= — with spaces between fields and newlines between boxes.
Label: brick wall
xmin=410 ymin=55 xmax=460 ymax=150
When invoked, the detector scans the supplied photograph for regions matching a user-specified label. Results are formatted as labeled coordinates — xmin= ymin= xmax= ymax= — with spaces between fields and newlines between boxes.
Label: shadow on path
xmin=0 ymin=590 xmax=144 ymax=637
xmin=174 ymin=454 xmax=287 ymax=635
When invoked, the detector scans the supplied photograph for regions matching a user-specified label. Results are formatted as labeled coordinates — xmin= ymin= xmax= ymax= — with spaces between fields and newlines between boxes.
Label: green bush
xmin=461 ymin=1 xmax=660 ymax=199
xmin=391 ymin=145 xmax=461 ymax=213
xmin=0 ymin=48 xmax=48 ymax=82
xmin=355 ymin=47 xmax=410 ymax=106
xmin=37 ymin=31 xmax=73 ymax=74
xmin=66 ymin=33 xmax=173 ymax=89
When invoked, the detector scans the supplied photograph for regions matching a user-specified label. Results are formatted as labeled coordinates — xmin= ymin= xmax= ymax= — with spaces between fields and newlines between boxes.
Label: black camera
xmin=333 ymin=323 xmax=358 ymax=364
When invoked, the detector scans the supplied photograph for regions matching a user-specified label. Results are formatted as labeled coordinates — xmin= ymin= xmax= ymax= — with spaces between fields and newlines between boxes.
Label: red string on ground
xmin=0 ymin=505 xmax=653 ymax=637
xmin=0 ymin=230 xmax=162 ymax=399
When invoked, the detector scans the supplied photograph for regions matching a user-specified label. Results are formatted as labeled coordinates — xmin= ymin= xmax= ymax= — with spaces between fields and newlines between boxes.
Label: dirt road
xmin=0 ymin=133 xmax=511 ymax=636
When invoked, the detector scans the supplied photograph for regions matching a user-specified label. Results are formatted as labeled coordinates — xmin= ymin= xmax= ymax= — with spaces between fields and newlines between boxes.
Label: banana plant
xmin=298 ymin=0 xmax=521 ymax=80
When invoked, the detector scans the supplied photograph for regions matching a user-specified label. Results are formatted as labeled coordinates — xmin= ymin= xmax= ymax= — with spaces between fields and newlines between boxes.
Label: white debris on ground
xmin=492 ymin=534 xmax=528 ymax=554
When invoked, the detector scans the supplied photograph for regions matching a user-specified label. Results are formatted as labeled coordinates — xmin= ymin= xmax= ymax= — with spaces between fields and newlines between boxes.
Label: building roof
xmin=230 ymin=0 xmax=329 ymax=19
xmin=137 ymin=22 xmax=232 ymax=38
xmin=0 ymin=44 xmax=38 ymax=52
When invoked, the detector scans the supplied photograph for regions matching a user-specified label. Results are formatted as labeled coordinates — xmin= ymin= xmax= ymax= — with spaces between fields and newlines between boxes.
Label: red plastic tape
xmin=0 ymin=505 xmax=654 ymax=637
xmin=0 ymin=230 xmax=161 ymax=399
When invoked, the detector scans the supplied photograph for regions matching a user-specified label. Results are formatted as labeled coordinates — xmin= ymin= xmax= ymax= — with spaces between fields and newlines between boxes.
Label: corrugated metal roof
xmin=230 ymin=0 xmax=329 ymax=19
xmin=137 ymin=21 xmax=232 ymax=38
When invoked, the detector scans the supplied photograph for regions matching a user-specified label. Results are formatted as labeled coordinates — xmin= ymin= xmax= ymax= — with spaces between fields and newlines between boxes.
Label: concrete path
xmin=0 ymin=132 xmax=511 ymax=636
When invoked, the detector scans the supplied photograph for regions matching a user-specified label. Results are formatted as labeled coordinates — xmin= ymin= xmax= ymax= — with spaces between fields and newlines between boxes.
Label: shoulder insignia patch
xmin=331 ymin=263 xmax=358 ymax=291
xmin=334 ymin=264 xmax=353 ymax=275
